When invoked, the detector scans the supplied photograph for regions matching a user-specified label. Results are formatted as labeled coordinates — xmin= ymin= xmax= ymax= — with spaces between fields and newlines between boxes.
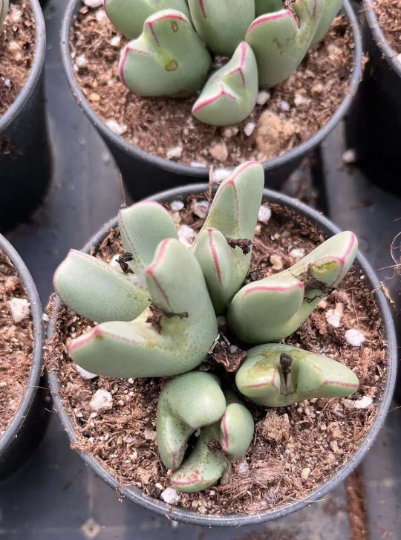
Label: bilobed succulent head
xmin=192 ymin=161 xmax=264 ymax=313
xmin=54 ymin=161 xmax=360 ymax=494
xmin=102 ymin=0 xmax=344 ymax=126
xmin=236 ymin=344 xmax=359 ymax=406
xmin=227 ymin=231 xmax=358 ymax=343
xmin=0 ymin=0 xmax=8 ymax=31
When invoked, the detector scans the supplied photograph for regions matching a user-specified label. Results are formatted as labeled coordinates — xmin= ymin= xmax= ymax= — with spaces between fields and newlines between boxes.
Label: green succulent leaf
xmin=187 ymin=0 xmax=255 ymax=56
xmin=69 ymin=239 xmax=218 ymax=378
xmin=192 ymin=162 xmax=264 ymax=314
xmin=255 ymin=0 xmax=283 ymax=16
xmin=227 ymin=232 xmax=358 ymax=343
xmin=119 ymin=9 xmax=212 ymax=97
xmin=220 ymin=396 xmax=254 ymax=460
xmin=245 ymin=0 xmax=325 ymax=88
xmin=0 ymin=0 xmax=8 ymax=30
xmin=118 ymin=201 xmax=178 ymax=276
xmin=53 ymin=249 xmax=149 ymax=323
xmin=171 ymin=424 xmax=229 ymax=493
xmin=156 ymin=372 xmax=226 ymax=470
xmin=192 ymin=42 xmax=258 ymax=127
xmin=311 ymin=0 xmax=343 ymax=46
xmin=236 ymin=343 xmax=359 ymax=407
xmin=104 ymin=0 xmax=191 ymax=40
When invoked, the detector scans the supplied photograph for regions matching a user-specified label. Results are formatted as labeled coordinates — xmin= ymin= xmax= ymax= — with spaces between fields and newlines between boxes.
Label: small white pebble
xmin=223 ymin=128 xmax=234 ymax=138
xmin=279 ymin=100 xmax=291 ymax=112
xmin=144 ymin=429 xmax=157 ymax=441
xmin=170 ymin=200 xmax=184 ymax=211
xmin=290 ymin=248 xmax=305 ymax=259
xmin=109 ymin=254 xmax=124 ymax=273
xmin=42 ymin=313 xmax=49 ymax=322
xmin=75 ymin=54 xmax=87 ymax=68
xmin=258 ymin=205 xmax=272 ymax=224
xmin=230 ymin=345 xmax=238 ymax=353
xmin=8 ymin=298 xmax=30 ymax=323
xmin=244 ymin=122 xmax=256 ymax=137
xmin=3 ymin=78 xmax=11 ymax=88
xmin=95 ymin=9 xmax=107 ymax=22
xmin=83 ymin=0 xmax=102 ymax=7
xmin=212 ymin=168 xmax=231 ymax=183
xmin=192 ymin=199 xmax=209 ymax=219
xmin=190 ymin=161 xmax=206 ymax=169
xmin=90 ymin=389 xmax=113 ymax=412
xmin=155 ymin=483 xmax=164 ymax=490
xmin=238 ymin=461 xmax=249 ymax=476
xmin=342 ymin=149 xmax=357 ymax=165
xmin=301 ymin=467 xmax=311 ymax=480
xmin=110 ymin=35 xmax=121 ymax=47
xmin=0 ymin=382 xmax=7 ymax=387
xmin=257 ymin=90 xmax=270 ymax=105
xmin=161 ymin=488 xmax=181 ymax=504
xmin=318 ymin=300 xmax=328 ymax=309
xmin=270 ymin=254 xmax=283 ymax=271
xmin=76 ymin=365 xmax=98 ymax=380
xmin=294 ymin=93 xmax=310 ymax=107
xmin=325 ymin=303 xmax=344 ymax=328
xmin=178 ymin=224 xmax=196 ymax=248
xmin=194 ymin=428 xmax=201 ymax=437
xmin=166 ymin=146 xmax=183 ymax=160
xmin=345 ymin=329 xmax=366 ymax=347
xmin=106 ymin=119 xmax=127 ymax=136
xmin=343 ymin=396 xmax=373 ymax=410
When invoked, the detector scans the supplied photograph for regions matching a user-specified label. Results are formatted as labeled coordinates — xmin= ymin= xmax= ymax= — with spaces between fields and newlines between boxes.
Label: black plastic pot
xmin=61 ymin=0 xmax=362 ymax=200
xmin=0 ymin=234 xmax=49 ymax=480
xmin=0 ymin=0 xmax=52 ymax=233
xmin=47 ymin=185 xmax=397 ymax=527
xmin=346 ymin=0 xmax=401 ymax=197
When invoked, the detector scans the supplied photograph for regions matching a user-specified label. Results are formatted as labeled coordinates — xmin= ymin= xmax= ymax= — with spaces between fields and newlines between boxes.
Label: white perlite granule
xmin=90 ymin=389 xmax=113 ymax=412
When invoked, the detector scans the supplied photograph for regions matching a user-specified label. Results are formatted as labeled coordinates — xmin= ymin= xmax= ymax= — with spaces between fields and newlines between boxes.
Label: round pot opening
xmin=47 ymin=186 xmax=397 ymax=526
xmin=61 ymin=1 xmax=362 ymax=196
xmin=0 ymin=234 xmax=48 ymax=480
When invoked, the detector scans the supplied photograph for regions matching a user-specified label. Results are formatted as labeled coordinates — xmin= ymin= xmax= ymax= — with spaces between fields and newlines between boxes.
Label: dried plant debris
xmin=47 ymin=200 xmax=387 ymax=516
xmin=0 ymin=0 xmax=36 ymax=118
xmin=71 ymin=8 xmax=353 ymax=167
xmin=0 ymin=248 xmax=33 ymax=438
xmin=373 ymin=0 xmax=401 ymax=54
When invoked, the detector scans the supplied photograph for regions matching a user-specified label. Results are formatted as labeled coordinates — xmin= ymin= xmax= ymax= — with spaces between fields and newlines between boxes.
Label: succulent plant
xmin=192 ymin=161 xmax=264 ymax=314
xmin=0 ymin=0 xmax=8 ymax=31
xmin=227 ymin=230 xmax=358 ymax=343
xmin=106 ymin=0 xmax=344 ymax=126
xmin=157 ymin=373 xmax=254 ymax=492
xmin=54 ymin=161 xmax=360 ymax=493
xmin=236 ymin=344 xmax=359 ymax=407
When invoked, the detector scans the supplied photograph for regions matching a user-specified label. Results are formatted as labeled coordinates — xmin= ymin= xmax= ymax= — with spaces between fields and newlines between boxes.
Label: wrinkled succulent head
xmin=54 ymin=161 xmax=360 ymax=493
xmin=100 ymin=0 xmax=344 ymax=127
xmin=0 ymin=0 xmax=9 ymax=31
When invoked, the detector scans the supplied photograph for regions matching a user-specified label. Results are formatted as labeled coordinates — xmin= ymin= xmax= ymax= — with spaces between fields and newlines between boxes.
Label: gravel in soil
xmin=0 ymin=0 xmax=36 ymax=119
xmin=0 ymin=248 xmax=34 ymax=438
xmin=47 ymin=199 xmax=387 ymax=516
xmin=71 ymin=8 xmax=354 ymax=168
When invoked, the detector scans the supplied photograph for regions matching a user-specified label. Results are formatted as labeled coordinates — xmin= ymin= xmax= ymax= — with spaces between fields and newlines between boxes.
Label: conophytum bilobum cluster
xmin=54 ymin=161 xmax=359 ymax=492
xmin=100 ymin=0 xmax=345 ymax=126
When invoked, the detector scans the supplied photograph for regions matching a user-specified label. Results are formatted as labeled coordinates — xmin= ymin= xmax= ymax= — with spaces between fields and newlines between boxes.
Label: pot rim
xmin=47 ymin=185 xmax=397 ymax=527
xmin=0 ymin=235 xmax=44 ymax=463
xmin=363 ymin=0 xmax=401 ymax=78
xmin=0 ymin=0 xmax=46 ymax=133
xmin=60 ymin=0 xmax=362 ymax=179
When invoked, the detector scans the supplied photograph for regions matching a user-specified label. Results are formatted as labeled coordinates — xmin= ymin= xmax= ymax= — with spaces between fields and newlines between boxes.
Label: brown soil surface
xmin=0 ymin=0 xmax=36 ymax=119
xmin=0 ymin=248 xmax=34 ymax=438
xmin=372 ymin=0 xmax=401 ymax=53
xmin=71 ymin=8 xmax=353 ymax=168
xmin=47 ymin=198 xmax=387 ymax=517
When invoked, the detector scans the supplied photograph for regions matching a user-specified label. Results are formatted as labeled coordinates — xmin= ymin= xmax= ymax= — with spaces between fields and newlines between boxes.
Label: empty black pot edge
xmin=0 ymin=234 xmax=50 ymax=480
xmin=60 ymin=0 xmax=362 ymax=200
xmin=0 ymin=0 xmax=52 ymax=232
xmin=345 ymin=0 xmax=401 ymax=196
xmin=47 ymin=185 xmax=397 ymax=527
